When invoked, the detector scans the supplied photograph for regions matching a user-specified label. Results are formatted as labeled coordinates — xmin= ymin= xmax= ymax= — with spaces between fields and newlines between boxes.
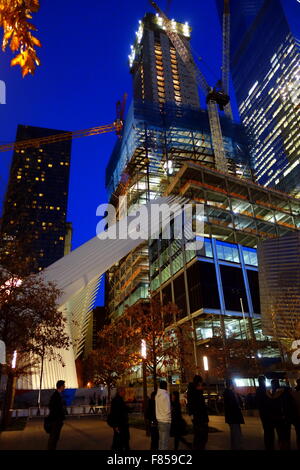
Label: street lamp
xmin=239 ymin=297 xmax=249 ymax=341
xmin=11 ymin=351 xmax=17 ymax=369
xmin=141 ymin=340 xmax=148 ymax=434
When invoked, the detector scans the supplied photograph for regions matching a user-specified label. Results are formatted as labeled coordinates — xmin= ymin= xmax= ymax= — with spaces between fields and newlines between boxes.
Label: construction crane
xmin=0 ymin=93 xmax=127 ymax=153
xmin=149 ymin=0 xmax=232 ymax=173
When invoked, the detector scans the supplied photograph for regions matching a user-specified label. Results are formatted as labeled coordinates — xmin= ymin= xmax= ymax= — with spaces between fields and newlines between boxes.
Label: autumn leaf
xmin=0 ymin=0 xmax=41 ymax=76
xmin=31 ymin=35 xmax=41 ymax=47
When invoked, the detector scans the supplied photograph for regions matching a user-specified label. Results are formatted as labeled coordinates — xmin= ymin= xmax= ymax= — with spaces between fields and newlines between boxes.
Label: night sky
xmin=0 ymin=0 xmax=239 ymax=304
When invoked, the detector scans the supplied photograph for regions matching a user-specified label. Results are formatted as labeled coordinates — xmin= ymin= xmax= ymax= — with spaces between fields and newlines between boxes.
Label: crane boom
xmin=150 ymin=1 xmax=210 ymax=95
xmin=0 ymin=122 xmax=122 ymax=153
xmin=149 ymin=0 xmax=228 ymax=173
xmin=222 ymin=0 xmax=233 ymax=119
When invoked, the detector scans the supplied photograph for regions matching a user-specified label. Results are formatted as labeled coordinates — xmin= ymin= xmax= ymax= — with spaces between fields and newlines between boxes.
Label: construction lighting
xmin=203 ymin=355 xmax=209 ymax=371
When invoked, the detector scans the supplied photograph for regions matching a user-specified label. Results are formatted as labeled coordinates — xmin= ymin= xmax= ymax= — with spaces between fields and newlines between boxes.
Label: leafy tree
xmin=199 ymin=332 xmax=275 ymax=382
xmin=0 ymin=244 xmax=71 ymax=426
xmin=123 ymin=298 xmax=194 ymax=388
xmin=0 ymin=0 xmax=41 ymax=76
xmin=84 ymin=321 xmax=136 ymax=402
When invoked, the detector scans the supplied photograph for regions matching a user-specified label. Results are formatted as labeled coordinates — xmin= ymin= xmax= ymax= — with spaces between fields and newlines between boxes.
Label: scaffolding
xmin=106 ymin=100 xmax=252 ymax=204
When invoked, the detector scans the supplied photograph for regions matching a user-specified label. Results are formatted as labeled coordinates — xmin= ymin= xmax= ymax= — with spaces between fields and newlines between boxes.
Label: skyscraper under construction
xmin=105 ymin=11 xmax=300 ymax=384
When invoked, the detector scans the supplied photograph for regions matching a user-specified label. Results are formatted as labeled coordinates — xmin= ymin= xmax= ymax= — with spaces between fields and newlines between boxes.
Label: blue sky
xmin=0 ymin=0 xmax=238 ymax=304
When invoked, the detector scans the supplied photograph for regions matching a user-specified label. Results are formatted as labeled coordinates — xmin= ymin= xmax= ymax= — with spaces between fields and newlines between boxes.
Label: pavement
xmin=0 ymin=415 xmax=298 ymax=451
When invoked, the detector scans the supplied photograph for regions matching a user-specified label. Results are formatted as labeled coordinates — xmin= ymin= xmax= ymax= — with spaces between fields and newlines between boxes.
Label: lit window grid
xmin=238 ymin=34 xmax=300 ymax=189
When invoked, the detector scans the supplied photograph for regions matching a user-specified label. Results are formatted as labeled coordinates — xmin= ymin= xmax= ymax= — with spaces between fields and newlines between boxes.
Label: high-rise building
xmin=258 ymin=232 xmax=300 ymax=339
xmin=216 ymin=0 xmax=300 ymax=195
xmin=1 ymin=124 xmax=72 ymax=271
xmin=105 ymin=11 xmax=300 ymax=383
xmin=129 ymin=13 xmax=199 ymax=108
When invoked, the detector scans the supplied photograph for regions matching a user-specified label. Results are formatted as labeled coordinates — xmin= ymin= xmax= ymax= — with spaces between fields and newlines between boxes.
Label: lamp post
xmin=1 ymin=350 xmax=17 ymax=430
xmin=141 ymin=340 xmax=149 ymax=434
xmin=203 ymin=355 xmax=209 ymax=384
xmin=203 ymin=355 xmax=210 ymax=406
xmin=239 ymin=297 xmax=249 ymax=341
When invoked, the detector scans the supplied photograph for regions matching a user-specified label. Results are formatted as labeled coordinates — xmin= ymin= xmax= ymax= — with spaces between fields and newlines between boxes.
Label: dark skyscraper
xmin=216 ymin=0 xmax=300 ymax=196
xmin=1 ymin=125 xmax=72 ymax=272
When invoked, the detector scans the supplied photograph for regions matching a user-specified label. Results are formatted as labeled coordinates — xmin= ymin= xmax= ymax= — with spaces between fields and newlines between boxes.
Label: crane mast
xmin=222 ymin=0 xmax=233 ymax=119
xmin=149 ymin=1 xmax=228 ymax=173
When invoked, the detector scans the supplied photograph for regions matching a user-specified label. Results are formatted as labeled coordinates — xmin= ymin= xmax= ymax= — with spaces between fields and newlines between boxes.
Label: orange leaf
xmin=31 ymin=36 xmax=41 ymax=47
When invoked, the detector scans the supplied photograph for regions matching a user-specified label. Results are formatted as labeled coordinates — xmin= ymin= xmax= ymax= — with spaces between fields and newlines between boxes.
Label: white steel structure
xmin=19 ymin=196 xmax=183 ymax=389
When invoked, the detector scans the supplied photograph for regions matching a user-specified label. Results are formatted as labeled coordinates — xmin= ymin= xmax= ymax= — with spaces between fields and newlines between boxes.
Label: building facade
xmin=1 ymin=124 xmax=72 ymax=272
xmin=105 ymin=11 xmax=300 ymax=382
xmin=216 ymin=0 xmax=300 ymax=195
xmin=258 ymin=231 xmax=300 ymax=339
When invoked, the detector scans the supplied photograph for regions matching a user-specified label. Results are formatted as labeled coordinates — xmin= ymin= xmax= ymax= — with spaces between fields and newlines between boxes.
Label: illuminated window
xmin=48 ymin=163 xmax=53 ymax=168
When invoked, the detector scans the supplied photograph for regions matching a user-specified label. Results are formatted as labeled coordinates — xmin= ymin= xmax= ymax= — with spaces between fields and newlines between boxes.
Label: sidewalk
xmin=0 ymin=415 xmax=298 ymax=450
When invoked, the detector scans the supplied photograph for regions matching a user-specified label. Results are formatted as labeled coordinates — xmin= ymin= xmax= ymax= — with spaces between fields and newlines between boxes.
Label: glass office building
xmin=216 ymin=0 xmax=300 ymax=196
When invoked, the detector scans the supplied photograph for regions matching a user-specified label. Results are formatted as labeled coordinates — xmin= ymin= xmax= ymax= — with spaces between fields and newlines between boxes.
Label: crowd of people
xmin=45 ymin=375 xmax=300 ymax=451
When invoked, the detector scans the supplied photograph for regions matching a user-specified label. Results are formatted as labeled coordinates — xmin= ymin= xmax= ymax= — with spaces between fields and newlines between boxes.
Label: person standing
xmin=187 ymin=375 xmax=209 ymax=450
xmin=223 ymin=378 xmax=244 ymax=450
xmin=264 ymin=379 xmax=293 ymax=450
xmin=170 ymin=391 xmax=191 ymax=450
xmin=47 ymin=380 xmax=67 ymax=450
xmin=109 ymin=387 xmax=130 ymax=451
xmin=146 ymin=391 xmax=159 ymax=450
xmin=155 ymin=381 xmax=171 ymax=450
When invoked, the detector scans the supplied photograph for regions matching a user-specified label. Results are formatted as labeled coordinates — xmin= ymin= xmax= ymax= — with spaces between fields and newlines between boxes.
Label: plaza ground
xmin=0 ymin=415 xmax=298 ymax=450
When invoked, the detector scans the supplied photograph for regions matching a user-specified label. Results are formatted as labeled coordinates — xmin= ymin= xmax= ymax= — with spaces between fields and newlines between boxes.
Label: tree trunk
xmin=153 ymin=356 xmax=157 ymax=392
xmin=1 ymin=371 xmax=16 ymax=429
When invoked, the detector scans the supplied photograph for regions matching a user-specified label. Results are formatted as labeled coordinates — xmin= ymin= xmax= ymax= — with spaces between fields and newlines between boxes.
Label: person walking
xmin=155 ymin=381 xmax=171 ymax=450
xmin=290 ymin=378 xmax=300 ymax=449
xmin=109 ymin=387 xmax=130 ymax=451
xmin=187 ymin=375 xmax=209 ymax=450
xmin=47 ymin=380 xmax=67 ymax=450
xmin=170 ymin=391 xmax=191 ymax=450
xmin=223 ymin=378 xmax=244 ymax=450
xmin=146 ymin=391 xmax=159 ymax=450
xmin=89 ymin=396 xmax=96 ymax=414
xmin=264 ymin=379 xmax=293 ymax=450
xmin=255 ymin=375 xmax=274 ymax=450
